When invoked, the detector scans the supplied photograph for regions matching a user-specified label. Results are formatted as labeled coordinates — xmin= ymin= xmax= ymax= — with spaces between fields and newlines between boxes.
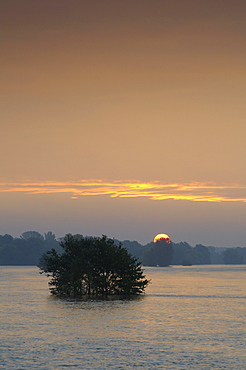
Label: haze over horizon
xmin=1 ymin=1 xmax=246 ymax=247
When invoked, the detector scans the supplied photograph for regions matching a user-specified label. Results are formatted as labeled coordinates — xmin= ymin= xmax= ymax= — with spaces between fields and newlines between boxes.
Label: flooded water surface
xmin=1 ymin=265 xmax=245 ymax=369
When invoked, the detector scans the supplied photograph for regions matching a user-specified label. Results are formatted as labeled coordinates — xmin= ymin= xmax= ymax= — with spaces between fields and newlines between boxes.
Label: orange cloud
xmin=0 ymin=180 xmax=246 ymax=202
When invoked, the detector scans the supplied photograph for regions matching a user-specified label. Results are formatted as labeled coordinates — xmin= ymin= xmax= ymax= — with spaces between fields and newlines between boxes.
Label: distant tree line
xmin=0 ymin=231 xmax=62 ymax=265
xmin=0 ymin=231 xmax=246 ymax=266
xmin=115 ymin=240 xmax=246 ymax=266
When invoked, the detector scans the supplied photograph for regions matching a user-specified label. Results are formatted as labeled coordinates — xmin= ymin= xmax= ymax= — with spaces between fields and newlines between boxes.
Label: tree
xmin=223 ymin=248 xmax=244 ymax=264
xmin=193 ymin=244 xmax=211 ymax=264
xmin=39 ymin=234 xmax=150 ymax=297
xmin=142 ymin=239 xmax=173 ymax=266
xmin=44 ymin=231 xmax=56 ymax=243
xmin=21 ymin=231 xmax=44 ymax=241
xmin=171 ymin=242 xmax=194 ymax=265
xmin=0 ymin=234 xmax=14 ymax=245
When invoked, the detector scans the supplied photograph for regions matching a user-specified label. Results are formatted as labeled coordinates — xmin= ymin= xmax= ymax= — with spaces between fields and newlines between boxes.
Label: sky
xmin=1 ymin=0 xmax=246 ymax=247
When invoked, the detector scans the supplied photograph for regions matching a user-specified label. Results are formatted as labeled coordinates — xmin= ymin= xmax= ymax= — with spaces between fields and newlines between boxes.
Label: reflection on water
xmin=0 ymin=265 xmax=245 ymax=369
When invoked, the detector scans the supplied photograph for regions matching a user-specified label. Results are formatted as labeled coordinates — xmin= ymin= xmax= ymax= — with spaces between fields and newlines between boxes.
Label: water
xmin=0 ymin=265 xmax=245 ymax=369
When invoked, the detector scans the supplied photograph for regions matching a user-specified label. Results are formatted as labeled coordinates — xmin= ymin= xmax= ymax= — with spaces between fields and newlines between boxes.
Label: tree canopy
xmin=223 ymin=247 xmax=244 ymax=264
xmin=39 ymin=234 xmax=149 ymax=297
xmin=1 ymin=230 xmax=245 ymax=266
xmin=142 ymin=239 xmax=174 ymax=266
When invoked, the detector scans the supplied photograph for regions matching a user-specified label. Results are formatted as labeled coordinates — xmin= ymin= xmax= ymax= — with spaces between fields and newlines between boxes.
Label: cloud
xmin=0 ymin=180 xmax=246 ymax=203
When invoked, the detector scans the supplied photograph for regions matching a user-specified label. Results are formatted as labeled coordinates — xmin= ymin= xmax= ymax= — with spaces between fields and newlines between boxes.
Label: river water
xmin=0 ymin=265 xmax=245 ymax=369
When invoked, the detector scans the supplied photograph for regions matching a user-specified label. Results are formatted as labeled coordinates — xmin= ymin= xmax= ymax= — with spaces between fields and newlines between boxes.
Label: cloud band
xmin=0 ymin=180 xmax=246 ymax=202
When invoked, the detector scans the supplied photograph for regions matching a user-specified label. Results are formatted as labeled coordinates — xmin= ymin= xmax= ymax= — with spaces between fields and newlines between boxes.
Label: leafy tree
xmin=142 ymin=239 xmax=173 ymax=266
xmin=44 ymin=231 xmax=56 ymax=243
xmin=21 ymin=231 xmax=44 ymax=241
xmin=193 ymin=244 xmax=211 ymax=264
xmin=172 ymin=242 xmax=194 ymax=265
xmin=0 ymin=234 xmax=14 ymax=245
xmin=0 ymin=231 xmax=61 ymax=265
xmin=208 ymin=246 xmax=223 ymax=264
xmin=39 ymin=234 xmax=149 ymax=297
xmin=223 ymin=248 xmax=244 ymax=264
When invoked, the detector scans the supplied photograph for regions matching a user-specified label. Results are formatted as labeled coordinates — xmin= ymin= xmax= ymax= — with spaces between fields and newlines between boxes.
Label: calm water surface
xmin=0 ymin=265 xmax=245 ymax=369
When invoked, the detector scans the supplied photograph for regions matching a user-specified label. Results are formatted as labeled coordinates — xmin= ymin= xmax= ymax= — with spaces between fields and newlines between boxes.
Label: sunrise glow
xmin=153 ymin=233 xmax=171 ymax=243
xmin=1 ymin=0 xmax=246 ymax=248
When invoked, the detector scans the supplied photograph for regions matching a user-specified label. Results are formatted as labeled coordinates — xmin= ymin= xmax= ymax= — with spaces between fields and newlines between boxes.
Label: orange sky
xmin=1 ymin=1 xmax=246 ymax=246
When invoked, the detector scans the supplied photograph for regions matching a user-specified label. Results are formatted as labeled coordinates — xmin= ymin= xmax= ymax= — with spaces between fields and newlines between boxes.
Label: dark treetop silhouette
xmin=39 ymin=234 xmax=149 ymax=297
xmin=1 ymin=230 xmax=245 ymax=266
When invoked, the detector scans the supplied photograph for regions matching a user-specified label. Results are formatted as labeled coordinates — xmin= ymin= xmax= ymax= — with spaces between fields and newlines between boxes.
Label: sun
xmin=153 ymin=233 xmax=171 ymax=243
